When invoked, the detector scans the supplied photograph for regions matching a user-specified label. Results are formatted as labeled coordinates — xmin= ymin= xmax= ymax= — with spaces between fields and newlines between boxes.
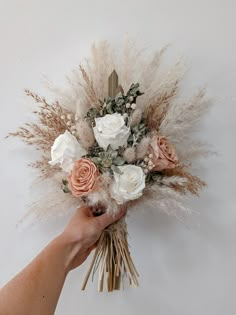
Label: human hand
xmin=59 ymin=206 xmax=126 ymax=272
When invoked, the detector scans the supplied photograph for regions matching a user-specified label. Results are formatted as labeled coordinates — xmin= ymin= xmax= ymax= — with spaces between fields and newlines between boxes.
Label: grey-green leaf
xmin=113 ymin=156 xmax=125 ymax=166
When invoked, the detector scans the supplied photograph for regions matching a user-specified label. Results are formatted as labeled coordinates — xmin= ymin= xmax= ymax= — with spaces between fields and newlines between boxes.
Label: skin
xmin=0 ymin=206 xmax=126 ymax=315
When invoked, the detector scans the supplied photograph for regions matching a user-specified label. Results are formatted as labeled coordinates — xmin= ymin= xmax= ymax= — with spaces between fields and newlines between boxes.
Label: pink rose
xmin=148 ymin=136 xmax=178 ymax=171
xmin=67 ymin=158 xmax=99 ymax=197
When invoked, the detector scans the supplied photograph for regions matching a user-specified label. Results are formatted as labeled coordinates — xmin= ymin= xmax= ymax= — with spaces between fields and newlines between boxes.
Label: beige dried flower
xmin=136 ymin=136 xmax=151 ymax=159
xmin=123 ymin=147 xmax=136 ymax=163
xmin=76 ymin=120 xmax=95 ymax=149
xmin=130 ymin=109 xmax=143 ymax=128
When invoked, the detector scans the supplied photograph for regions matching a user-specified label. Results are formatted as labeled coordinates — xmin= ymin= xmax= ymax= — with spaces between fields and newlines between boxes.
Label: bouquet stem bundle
xmin=82 ymin=218 xmax=139 ymax=292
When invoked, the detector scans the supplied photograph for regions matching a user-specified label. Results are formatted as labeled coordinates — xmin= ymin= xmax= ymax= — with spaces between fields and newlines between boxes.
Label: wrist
xmin=54 ymin=233 xmax=83 ymax=274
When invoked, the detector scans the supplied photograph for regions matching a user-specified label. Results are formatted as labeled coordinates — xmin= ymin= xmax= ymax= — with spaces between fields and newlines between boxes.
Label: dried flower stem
xmin=7 ymin=89 xmax=75 ymax=152
xmin=162 ymin=165 xmax=206 ymax=196
xmin=29 ymin=156 xmax=60 ymax=179
xmin=82 ymin=218 xmax=139 ymax=292
xmin=145 ymin=79 xmax=179 ymax=131
xmin=79 ymin=65 xmax=101 ymax=109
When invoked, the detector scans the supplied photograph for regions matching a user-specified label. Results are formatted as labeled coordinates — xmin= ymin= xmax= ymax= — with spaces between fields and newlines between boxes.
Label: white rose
xmin=93 ymin=113 xmax=130 ymax=150
xmin=49 ymin=130 xmax=87 ymax=172
xmin=110 ymin=165 xmax=146 ymax=204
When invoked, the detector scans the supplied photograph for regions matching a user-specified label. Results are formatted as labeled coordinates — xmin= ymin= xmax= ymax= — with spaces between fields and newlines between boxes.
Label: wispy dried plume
xmin=79 ymin=65 xmax=100 ymax=109
xmin=29 ymin=156 xmax=60 ymax=179
xmin=162 ymin=165 xmax=206 ymax=196
xmin=7 ymin=89 xmax=74 ymax=152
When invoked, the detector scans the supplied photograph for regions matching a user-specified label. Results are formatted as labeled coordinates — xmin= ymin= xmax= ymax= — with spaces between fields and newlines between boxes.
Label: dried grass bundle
xmin=82 ymin=218 xmax=138 ymax=292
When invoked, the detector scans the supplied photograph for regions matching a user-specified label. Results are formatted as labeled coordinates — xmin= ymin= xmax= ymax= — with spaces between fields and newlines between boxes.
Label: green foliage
xmin=62 ymin=179 xmax=71 ymax=193
xmin=87 ymin=144 xmax=125 ymax=174
xmin=84 ymin=107 xmax=100 ymax=126
xmin=100 ymin=83 xmax=144 ymax=116
xmin=128 ymin=119 xmax=149 ymax=146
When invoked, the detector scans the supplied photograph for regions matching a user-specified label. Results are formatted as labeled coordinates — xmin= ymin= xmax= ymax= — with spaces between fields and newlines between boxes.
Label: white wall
xmin=0 ymin=0 xmax=236 ymax=314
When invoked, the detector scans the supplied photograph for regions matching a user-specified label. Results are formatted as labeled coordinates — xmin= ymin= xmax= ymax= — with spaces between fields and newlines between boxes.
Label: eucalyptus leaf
xmin=63 ymin=186 xmax=71 ymax=193
xmin=62 ymin=179 xmax=68 ymax=185
xmin=113 ymin=156 xmax=125 ymax=166
xmin=91 ymin=157 xmax=102 ymax=164
xmin=106 ymin=102 xmax=113 ymax=114
xmin=111 ymin=165 xmax=122 ymax=174
xmin=110 ymin=150 xmax=118 ymax=159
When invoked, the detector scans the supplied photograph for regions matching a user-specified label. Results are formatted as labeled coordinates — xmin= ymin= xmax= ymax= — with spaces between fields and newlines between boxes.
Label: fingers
xmin=94 ymin=206 xmax=127 ymax=230
xmin=77 ymin=206 xmax=93 ymax=218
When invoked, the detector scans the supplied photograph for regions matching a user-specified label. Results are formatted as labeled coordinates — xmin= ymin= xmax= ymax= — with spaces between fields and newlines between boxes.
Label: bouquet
xmin=8 ymin=40 xmax=210 ymax=292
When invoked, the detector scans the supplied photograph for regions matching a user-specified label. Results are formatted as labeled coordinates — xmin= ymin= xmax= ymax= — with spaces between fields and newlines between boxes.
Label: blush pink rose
xmin=67 ymin=158 xmax=99 ymax=197
xmin=148 ymin=136 xmax=178 ymax=171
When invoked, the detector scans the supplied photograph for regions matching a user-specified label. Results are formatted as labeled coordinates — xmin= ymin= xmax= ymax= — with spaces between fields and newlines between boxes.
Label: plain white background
xmin=0 ymin=0 xmax=236 ymax=314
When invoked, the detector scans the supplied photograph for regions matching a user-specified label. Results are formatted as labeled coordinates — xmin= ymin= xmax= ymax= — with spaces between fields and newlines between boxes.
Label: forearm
xmin=0 ymin=206 xmax=125 ymax=315
xmin=0 ymin=234 xmax=74 ymax=315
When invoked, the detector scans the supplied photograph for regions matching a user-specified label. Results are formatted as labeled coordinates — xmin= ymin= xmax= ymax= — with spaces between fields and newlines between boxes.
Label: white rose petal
xmin=93 ymin=113 xmax=130 ymax=150
xmin=110 ymin=165 xmax=146 ymax=204
xmin=49 ymin=130 xmax=87 ymax=172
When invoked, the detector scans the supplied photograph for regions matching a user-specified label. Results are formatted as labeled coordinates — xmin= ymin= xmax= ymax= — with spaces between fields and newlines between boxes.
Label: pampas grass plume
xmin=123 ymin=147 xmax=136 ymax=163
xmin=76 ymin=120 xmax=95 ymax=149
xmin=136 ymin=136 xmax=151 ymax=159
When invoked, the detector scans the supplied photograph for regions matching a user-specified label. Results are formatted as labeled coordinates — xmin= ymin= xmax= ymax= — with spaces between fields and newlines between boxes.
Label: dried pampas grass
xmin=86 ymin=41 xmax=115 ymax=100
xmin=7 ymin=89 xmax=73 ymax=152
xmin=29 ymin=156 xmax=60 ymax=179
xmin=19 ymin=175 xmax=80 ymax=225
xmin=162 ymin=165 xmax=206 ymax=196
xmin=144 ymin=184 xmax=191 ymax=218
xmin=159 ymin=89 xmax=210 ymax=141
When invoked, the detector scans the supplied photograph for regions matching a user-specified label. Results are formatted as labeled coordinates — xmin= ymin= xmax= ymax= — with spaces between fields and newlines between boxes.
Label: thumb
xmin=94 ymin=206 xmax=127 ymax=230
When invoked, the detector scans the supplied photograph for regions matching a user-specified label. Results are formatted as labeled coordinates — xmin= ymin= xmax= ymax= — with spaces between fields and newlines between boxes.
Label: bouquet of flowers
xmin=8 ymin=40 xmax=210 ymax=292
